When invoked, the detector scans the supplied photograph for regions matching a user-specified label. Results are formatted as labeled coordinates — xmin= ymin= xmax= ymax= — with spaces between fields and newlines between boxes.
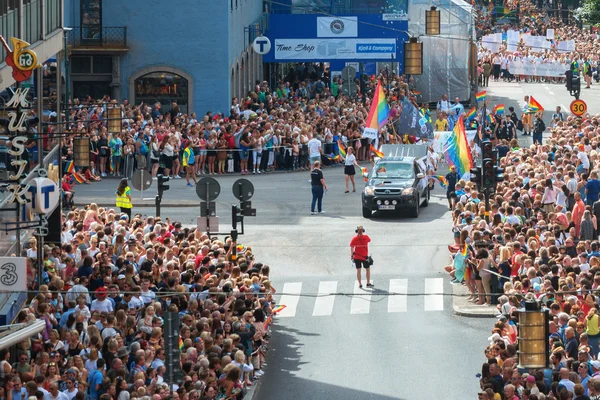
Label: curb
xmin=74 ymin=201 xmax=198 ymax=208
xmin=249 ymin=373 xmax=264 ymax=400
xmin=451 ymin=281 xmax=497 ymax=318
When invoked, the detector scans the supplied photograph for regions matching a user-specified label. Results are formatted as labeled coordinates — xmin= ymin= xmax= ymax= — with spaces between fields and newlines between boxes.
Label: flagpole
xmin=482 ymin=98 xmax=489 ymax=140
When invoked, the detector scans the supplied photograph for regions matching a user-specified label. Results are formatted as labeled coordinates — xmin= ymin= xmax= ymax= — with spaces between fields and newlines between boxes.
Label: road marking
xmin=350 ymin=280 xmax=373 ymax=314
xmin=547 ymin=90 xmax=554 ymax=95
xmin=312 ymin=281 xmax=338 ymax=316
xmin=561 ymin=104 xmax=569 ymax=115
xmin=387 ymin=279 xmax=408 ymax=313
xmin=424 ymin=278 xmax=444 ymax=311
xmin=277 ymin=282 xmax=302 ymax=317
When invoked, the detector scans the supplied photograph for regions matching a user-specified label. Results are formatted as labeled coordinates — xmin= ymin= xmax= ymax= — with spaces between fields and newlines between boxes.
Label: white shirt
xmin=62 ymin=388 xmax=78 ymax=400
xmin=128 ymin=296 xmax=144 ymax=310
xmin=345 ymin=154 xmax=356 ymax=166
xmin=438 ymin=100 xmax=450 ymax=112
xmin=578 ymin=152 xmax=590 ymax=169
xmin=307 ymin=138 xmax=321 ymax=157
xmin=90 ymin=299 xmax=114 ymax=313
xmin=141 ymin=290 xmax=156 ymax=304
xmin=45 ymin=391 xmax=69 ymax=400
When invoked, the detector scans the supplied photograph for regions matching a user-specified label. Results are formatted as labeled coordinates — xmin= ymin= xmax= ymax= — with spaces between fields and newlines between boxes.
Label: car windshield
xmin=371 ymin=162 xmax=414 ymax=179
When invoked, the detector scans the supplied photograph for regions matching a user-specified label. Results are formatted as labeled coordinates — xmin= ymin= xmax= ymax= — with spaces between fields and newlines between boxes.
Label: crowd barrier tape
xmin=507 ymin=61 xmax=568 ymax=78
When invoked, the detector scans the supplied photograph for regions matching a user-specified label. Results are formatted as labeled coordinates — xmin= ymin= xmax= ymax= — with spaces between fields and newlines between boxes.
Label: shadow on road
xmin=257 ymin=325 xmax=407 ymax=400
xmin=368 ymin=199 xmax=448 ymax=223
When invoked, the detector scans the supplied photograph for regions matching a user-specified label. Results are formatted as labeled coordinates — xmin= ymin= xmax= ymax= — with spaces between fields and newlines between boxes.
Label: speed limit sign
xmin=570 ymin=99 xmax=587 ymax=116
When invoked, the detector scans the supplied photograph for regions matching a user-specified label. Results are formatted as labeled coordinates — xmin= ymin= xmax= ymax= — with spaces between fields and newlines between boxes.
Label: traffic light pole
xmin=155 ymin=195 xmax=161 ymax=217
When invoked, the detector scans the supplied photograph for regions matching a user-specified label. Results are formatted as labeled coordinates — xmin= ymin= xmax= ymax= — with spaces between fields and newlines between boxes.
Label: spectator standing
xmin=310 ymin=161 xmax=327 ymax=215
xmin=343 ymin=147 xmax=360 ymax=193
xmin=532 ymin=113 xmax=546 ymax=145
xmin=308 ymin=135 xmax=322 ymax=170
xmin=350 ymin=225 xmax=372 ymax=288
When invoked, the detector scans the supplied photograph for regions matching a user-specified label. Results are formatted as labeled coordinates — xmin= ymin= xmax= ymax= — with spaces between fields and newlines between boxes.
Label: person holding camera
xmin=350 ymin=225 xmax=372 ymax=288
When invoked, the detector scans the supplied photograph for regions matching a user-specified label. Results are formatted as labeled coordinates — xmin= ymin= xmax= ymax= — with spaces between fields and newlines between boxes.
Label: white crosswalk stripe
xmin=275 ymin=278 xmax=446 ymax=318
xmin=424 ymin=278 xmax=444 ymax=311
xmin=312 ymin=281 xmax=337 ymax=316
xmin=387 ymin=279 xmax=408 ymax=313
xmin=277 ymin=282 xmax=302 ymax=318
xmin=350 ymin=280 xmax=373 ymax=314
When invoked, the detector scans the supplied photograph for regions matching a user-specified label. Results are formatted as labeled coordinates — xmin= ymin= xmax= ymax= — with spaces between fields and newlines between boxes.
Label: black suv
xmin=361 ymin=156 xmax=430 ymax=218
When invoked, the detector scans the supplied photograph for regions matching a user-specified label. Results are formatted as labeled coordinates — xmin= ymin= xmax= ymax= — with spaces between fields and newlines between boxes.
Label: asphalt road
xmin=72 ymin=78 xmax=595 ymax=398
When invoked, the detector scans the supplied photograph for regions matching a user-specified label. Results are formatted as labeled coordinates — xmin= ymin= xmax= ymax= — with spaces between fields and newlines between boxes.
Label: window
xmin=134 ymin=72 xmax=189 ymax=114
xmin=71 ymin=56 xmax=92 ymax=74
xmin=80 ymin=0 xmax=102 ymax=44
xmin=93 ymin=56 xmax=112 ymax=74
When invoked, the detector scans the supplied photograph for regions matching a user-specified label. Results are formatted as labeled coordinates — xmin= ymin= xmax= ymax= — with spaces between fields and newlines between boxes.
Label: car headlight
xmin=364 ymin=186 xmax=375 ymax=196
xmin=402 ymin=187 xmax=414 ymax=195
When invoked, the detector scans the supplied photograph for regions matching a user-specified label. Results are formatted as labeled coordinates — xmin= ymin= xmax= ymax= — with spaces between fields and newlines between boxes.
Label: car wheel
xmin=422 ymin=188 xmax=430 ymax=207
xmin=362 ymin=207 xmax=372 ymax=218
xmin=409 ymin=195 xmax=419 ymax=218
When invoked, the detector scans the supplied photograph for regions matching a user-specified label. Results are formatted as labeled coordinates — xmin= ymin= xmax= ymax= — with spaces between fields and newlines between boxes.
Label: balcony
xmin=67 ymin=26 xmax=129 ymax=54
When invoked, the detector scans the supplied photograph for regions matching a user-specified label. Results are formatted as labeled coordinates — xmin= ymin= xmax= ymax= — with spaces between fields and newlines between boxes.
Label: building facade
xmin=64 ymin=0 xmax=265 ymax=115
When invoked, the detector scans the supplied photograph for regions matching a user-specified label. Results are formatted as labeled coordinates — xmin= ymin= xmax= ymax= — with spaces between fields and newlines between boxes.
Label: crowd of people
xmin=6 ymin=204 xmax=278 ymax=400
xmin=475 ymin=0 xmax=598 ymax=87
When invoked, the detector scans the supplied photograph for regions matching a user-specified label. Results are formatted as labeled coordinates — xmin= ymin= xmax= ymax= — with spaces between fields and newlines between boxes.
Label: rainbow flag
xmin=64 ymin=160 xmax=74 ymax=174
xmin=325 ymin=153 xmax=340 ymax=162
xmin=493 ymin=104 xmax=505 ymax=115
xmin=73 ymin=172 xmax=85 ymax=184
xmin=475 ymin=90 xmax=486 ymax=102
xmin=487 ymin=114 xmax=494 ymax=124
xmin=463 ymin=245 xmax=472 ymax=281
xmin=466 ymin=107 xmax=477 ymax=121
xmin=272 ymin=304 xmax=287 ymax=314
xmin=338 ymin=139 xmax=347 ymax=158
xmin=413 ymin=91 xmax=421 ymax=96
xmin=179 ymin=337 xmax=184 ymax=351
xmin=431 ymin=175 xmax=448 ymax=188
xmin=377 ymin=166 xmax=387 ymax=173
xmin=263 ymin=315 xmax=272 ymax=331
xmin=526 ymin=96 xmax=544 ymax=114
xmin=370 ymin=144 xmax=384 ymax=158
xmin=361 ymin=167 xmax=368 ymax=182
xmin=365 ymin=80 xmax=390 ymax=132
xmin=443 ymin=117 xmax=473 ymax=177
xmin=109 ymin=157 xmax=114 ymax=173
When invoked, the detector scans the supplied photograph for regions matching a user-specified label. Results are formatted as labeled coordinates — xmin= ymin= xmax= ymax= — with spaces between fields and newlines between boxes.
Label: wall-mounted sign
xmin=317 ymin=16 xmax=358 ymax=38
xmin=382 ymin=13 xmax=408 ymax=21
xmin=0 ymin=36 xmax=40 ymax=82
xmin=274 ymin=38 xmax=396 ymax=60
xmin=26 ymin=178 xmax=59 ymax=215
xmin=252 ymin=36 xmax=272 ymax=55
xmin=0 ymin=257 xmax=26 ymax=292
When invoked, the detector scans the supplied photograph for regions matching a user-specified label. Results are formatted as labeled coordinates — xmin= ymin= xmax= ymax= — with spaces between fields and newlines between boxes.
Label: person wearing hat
xmin=350 ymin=225 xmax=372 ymax=288
xmin=445 ymin=165 xmax=461 ymax=210
xmin=90 ymin=287 xmax=113 ymax=313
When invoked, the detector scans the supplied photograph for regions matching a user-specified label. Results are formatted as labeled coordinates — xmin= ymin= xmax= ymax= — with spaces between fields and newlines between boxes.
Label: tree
xmin=575 ymin=0 xmax=600 ymax=23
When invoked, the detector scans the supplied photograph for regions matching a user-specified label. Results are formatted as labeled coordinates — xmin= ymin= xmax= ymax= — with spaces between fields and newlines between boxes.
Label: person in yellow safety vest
xmin=115 ymin=178 xmax=132 ymax=219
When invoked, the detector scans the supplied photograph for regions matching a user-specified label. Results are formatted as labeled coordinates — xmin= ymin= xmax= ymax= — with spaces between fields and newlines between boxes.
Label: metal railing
xmin=67 ymin=26 xmax=128 ymax=49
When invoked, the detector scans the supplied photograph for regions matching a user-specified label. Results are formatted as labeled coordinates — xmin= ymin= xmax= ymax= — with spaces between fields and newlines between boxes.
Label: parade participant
xmin=350 ymin=225 xmax=372 ymax=289
xmin=310 ymin=161 xmax=327 ymax=215
xmin=343 ymin=147 xmax=361 ymax=193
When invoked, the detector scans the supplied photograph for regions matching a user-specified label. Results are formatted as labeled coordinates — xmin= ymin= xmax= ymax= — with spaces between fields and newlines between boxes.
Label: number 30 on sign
xmin=0 ymin=257 xmax=26 ymax=292
xmin=570 ymin=99 xmax=587 ymax=117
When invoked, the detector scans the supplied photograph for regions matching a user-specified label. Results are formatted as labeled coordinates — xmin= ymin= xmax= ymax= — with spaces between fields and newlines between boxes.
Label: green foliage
xmin=576 ymin=0 xmax=600 ymax=23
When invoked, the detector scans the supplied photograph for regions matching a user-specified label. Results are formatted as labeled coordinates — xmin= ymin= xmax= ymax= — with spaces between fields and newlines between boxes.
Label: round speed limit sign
xmin=570 ymin=99 xmax=587 ymax=117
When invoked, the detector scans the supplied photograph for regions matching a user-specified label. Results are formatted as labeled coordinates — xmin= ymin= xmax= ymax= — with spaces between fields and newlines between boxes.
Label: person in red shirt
xmin=350 ymin=226 xmax=372 ymax=288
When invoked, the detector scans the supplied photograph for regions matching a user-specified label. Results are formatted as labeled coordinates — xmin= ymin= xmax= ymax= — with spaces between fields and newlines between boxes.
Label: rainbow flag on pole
xmin=466 ymin=107 xmax=477 ymax=121
xmin=431 ymin=175 xmax=448 ymax=188
xmin=109 ymin=157 xmax=114 ymax=173
xmin=443 ymin=117 xmax=473 ymax=177
xmin=526 ymin=96 xmax=544 ymax=114
xmin=179 ymin=337 xmax=184 ymax=351
xmin=64 ymin=160 xmax=74 ymax=174
xmin=370 ymin=144 xmax=384 ymax=158
xmin=337 ymin=139 xmax=347 ymax=158
xmin=72 ymin=172 xmax=85 ymax=184
xmin=475 ymin=90 xmax=486 ymax=102
xmin=365 ymin=80 xmax=390 ymax=131
xmin=272 ymin=304 xmax=287 ymax=314
xmin=493 ymin=104 xmax=505 ymax=115
xmin=487 ymin=114 xmax=494 ymax=124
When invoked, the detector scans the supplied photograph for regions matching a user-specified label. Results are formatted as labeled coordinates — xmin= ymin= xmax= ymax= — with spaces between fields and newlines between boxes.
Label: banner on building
xmin=273 ymin=38 xmax=396 ymax=60
xmin=508 ymin=61 xmax=568 ymax=77
xmin=317 ymin=17 xmax=358 ymax=38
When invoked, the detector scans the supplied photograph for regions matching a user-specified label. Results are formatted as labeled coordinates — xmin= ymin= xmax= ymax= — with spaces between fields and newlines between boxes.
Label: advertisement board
xmin=317 ymin=17 xmax=358 ymax=37
xmin=274 ymin=38 xmax=396 ymax=60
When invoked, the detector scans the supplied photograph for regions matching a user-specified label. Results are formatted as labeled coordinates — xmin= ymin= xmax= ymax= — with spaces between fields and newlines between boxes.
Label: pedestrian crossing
xmin=275 ymin=277 xmax=447 ymax=318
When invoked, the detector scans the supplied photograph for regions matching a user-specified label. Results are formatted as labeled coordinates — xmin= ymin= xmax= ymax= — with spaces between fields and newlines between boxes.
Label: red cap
xmin=96 ymin=287 xmax=108 ymax=294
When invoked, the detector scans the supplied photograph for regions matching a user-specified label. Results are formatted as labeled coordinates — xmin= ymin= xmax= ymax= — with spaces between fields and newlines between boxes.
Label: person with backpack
xmin=182 ymin=140 xmax=197 ymax=187
xmin=532 ymin=113 xmax=546 ymax=145
xmin=552 ymin=106 xmax=565 ymax=123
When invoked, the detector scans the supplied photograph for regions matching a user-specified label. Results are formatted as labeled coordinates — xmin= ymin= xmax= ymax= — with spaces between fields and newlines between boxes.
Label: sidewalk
xmin=74 ymin=196 xmax=199 ymax=208
xmin=452 ymin=282 xmax=497 ymax=318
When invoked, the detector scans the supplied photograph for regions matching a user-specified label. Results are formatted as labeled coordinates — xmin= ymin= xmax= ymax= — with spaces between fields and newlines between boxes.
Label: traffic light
xmin=240 ymin=200 xmax=256 ymax=217
xmin=231 ymin=204 xmax=242 ymax=230
xmin=163 ymin=311 xmax=184 ymax=385
xmin=566 ymin=70 xmax=573 ymax=91
xmin=495 ymin=166 xmax=505 ymax=183
xmin=566 ymin=70 xmax=581 ymax=99
xmin=482 ymin=158 xmax=495 ymax=188
xmin=482 ymin=139 xmax=493 ymax=160
xmin=157 ymin=174 xmax=170 ymax=197
xmin=470 ymin=167 xmax=481 ymax=189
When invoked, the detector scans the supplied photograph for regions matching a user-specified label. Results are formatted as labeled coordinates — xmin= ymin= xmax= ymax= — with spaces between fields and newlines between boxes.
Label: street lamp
xmin=425 ymin=6 xmax=441 ymax=36
xmin=404 ymin=37 xmax=423 ymax=75
xmin=62 ymin=27 xmax=72 ymax=131
xmin=517 ymin=301 xmax=550 ymax=369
